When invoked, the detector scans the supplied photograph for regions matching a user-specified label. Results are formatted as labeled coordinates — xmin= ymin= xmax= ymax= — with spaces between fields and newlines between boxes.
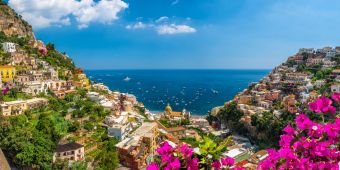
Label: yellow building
xmin=0 ymin=65 xmax=16 ymax=83
xmin=164 ymin=104 xmax=190 ymax=120
xmin=73 ymin=68 xmax=90 ymax=89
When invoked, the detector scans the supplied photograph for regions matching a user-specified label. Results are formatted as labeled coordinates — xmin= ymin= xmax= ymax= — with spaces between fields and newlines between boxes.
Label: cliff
xmin=0 ymin=2 xmax=34 ymax=40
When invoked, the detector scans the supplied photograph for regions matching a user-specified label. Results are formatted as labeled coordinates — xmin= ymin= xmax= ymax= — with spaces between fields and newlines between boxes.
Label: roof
xmin=55 ymin=142 xmax=84 ymax=152
xmin=234 ymin=160 xmax=248 ymax=167
xmin=333 ymin=69 xmax=340 ymax=74
xmin=250 ymin=150 xmax=268 ymax=163
xmin=131 ymin=122 xmax=157 ymax=137
xmin=224 ymin=148 xmax=247 ymax=158
xmin=170 ymin=111 xmax=182 ymax=117
xmin=116 ymin=122 xmax=158 ymax=150
xmin=0 ymin=65 xmax=15 ymax=69
xmin=166 ymin=126 xmax=186 ymax=132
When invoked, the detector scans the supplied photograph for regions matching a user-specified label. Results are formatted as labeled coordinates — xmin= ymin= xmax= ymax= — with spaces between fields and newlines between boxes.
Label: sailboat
xmin=123 ymin=77 xmax=131 ymax=81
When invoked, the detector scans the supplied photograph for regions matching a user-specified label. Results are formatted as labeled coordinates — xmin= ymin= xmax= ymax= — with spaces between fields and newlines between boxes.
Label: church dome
xmin=165 ymin=103 xmax=172 ymax=113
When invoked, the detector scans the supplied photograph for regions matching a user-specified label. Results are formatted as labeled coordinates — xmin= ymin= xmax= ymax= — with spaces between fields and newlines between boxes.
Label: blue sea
xmin=85 ymin=70 xmax=270 ymax=115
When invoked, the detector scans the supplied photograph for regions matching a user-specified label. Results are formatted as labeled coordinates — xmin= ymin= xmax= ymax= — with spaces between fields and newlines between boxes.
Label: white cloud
xmin=156 ymin=24 xmax=196 ymax=35
xmin=126 ymin=22 xmax=148 ymax=30
xmin=8 ymin=0 xmax=128 ymax=29
xmin=171 ymin=0 xmax=179 ymax=5
xmin=126 ymin=16 xmax=197 ymax=35
xmin=156 ymin=16 xmax=169 ymax=23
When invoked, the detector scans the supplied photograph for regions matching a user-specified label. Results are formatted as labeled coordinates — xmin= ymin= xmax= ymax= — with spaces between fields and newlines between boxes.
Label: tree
xmin=46 ymin=43 xmax=55 ymax=51
xmin=94 ymin=138 xmax=119 ymax=169
xmin=217 ymin=101 xmax=244 ymax=130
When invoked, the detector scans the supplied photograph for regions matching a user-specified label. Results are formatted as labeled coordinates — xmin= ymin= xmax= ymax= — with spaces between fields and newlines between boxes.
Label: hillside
xmin=208 ymin=47 xmax=340 ymax=149
xmin=0 ymin=3 xmax=117 ymax=170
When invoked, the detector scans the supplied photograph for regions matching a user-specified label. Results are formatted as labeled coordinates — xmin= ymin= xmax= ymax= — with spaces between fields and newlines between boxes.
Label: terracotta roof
xmin=55 ymin=142 xmax=83 ymax=152
xmin=234 ymin=160 xmax=248 ymax=167
xmin=0 ymin=65 xmax=15 ymax=69
xmin=166 ymin=126 xmax=186 ymax=132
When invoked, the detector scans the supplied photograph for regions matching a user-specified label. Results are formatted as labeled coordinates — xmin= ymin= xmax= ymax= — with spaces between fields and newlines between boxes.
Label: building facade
xmin=53 ymin=142 xmax=85 ymax=163
xmin=0 ymin=65 xmax=16 ymax=82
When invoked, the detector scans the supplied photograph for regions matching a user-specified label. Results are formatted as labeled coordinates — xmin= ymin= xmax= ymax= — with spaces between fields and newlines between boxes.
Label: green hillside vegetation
xmin=0 ymin=89 xmax=119 ymax=169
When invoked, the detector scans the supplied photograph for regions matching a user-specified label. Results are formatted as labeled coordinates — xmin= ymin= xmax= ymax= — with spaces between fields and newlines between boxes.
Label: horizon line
xmin=84 ymin=68 xmax=273 ymax=71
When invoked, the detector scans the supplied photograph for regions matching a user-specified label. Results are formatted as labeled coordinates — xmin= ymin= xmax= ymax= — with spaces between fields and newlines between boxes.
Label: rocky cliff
xmin=0 ymin=3 xmax=34 ymax=40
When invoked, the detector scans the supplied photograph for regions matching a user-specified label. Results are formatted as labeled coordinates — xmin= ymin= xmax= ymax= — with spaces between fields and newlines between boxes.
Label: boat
xmin=123 ymin=77 xmax=131 ymax=81
xmin=211 ymin=89 xmax=219 ymax=94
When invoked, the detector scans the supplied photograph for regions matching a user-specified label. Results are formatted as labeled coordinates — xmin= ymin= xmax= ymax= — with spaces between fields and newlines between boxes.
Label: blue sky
xmin=7 ymin=0 xmax=340 ymax=69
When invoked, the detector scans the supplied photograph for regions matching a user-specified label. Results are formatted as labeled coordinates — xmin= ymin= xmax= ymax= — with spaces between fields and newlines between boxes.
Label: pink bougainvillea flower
xmin=332 ymin=92 xmax=340 ymax=103
xmin=2 ymin=87 xmax=9 ymax=95
xmin=283 ymin=124 xmax=297 ymax=136
xmin=147 ymin=163 xmax=160 ymax=170
xmin=308 ymin=123 xmax=324 ymax=138
xmin=279 ymin=134 xmax=294 ymax=148
xmin=221 ymin=157 xmax=234 ymax=167
xmin=309 ymin=96 xmax=336 ymax=114
xmin=186 ymin=158 xmax=199 ymax=170
xmin=258 ymin=149 xmax=279 ymax=170
xmin=295 ymin=113 xmax=312 ymax=130
xmin=211 ymin=161 xmax=221 ymax=170
xmin=309 ymin=101 xmax=319 ymax=112
xmin=160 ymin=153 xmax=173 ymax=163
xmin=178 ymin=144 xmax=193 ymax=158
xmin=168 ymin=157 xmax=181 ymax=170
xmin=257 ymin=97 xmax=340 ymax=170
xmin=324 ymin=123 xmax=339 ymax=142
xmin=156 ymin=142 xmax=173 ymax=155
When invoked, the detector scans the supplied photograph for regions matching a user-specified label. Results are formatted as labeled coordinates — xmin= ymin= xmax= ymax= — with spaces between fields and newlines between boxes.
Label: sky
xmin=6 ymin=0 xmax=340 ymax=69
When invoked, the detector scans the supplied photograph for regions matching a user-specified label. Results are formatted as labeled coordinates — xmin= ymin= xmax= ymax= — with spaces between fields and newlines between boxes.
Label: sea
xmin=85 ymin=70 xmax=270 ymax=115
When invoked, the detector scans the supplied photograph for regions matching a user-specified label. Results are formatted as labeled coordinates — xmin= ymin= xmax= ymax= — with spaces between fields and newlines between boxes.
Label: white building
xmin=298 ymin=48 xmax=314 ymax=54
xmin=326 ymin=51 xmax=336 ymax=58
xmin=2 ymin=42 xmax=16 ymax=53
xmin=331 ymin=84 xmax=340 ymax=93
xmin=53 ymin=142 xmax=84 ymax=163
xmin=222 ymin=147 xmax=248 ymax=160
xmin=104 ymin=113 xmax=133 ymax=140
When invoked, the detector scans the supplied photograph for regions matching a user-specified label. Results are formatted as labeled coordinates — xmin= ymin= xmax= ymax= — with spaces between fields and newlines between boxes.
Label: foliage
xmin=250 ymin=112 xmax=287 ymax=149
xmin=180 ymin=137 xmax=200 ymax=147
xmin=313 ymin=68 xmax=333 ymax=80
xmin=0 ymin=111 xmax=67 ymax=169
xmin=331 ymin=55 xmax=340 ymax=65
xmin=285 ymin=60 xmax=297 ymax=67
xmin=45 ymin=48 xmax=75 ymax=70
xmin=216 ymin=102 xmax=244 ymax=132
xmin=159 ymin=117 xmax=190 ymax=128
xmin=93 ymin=138 xmax=119 ymax=170
xmin=0 ymin=87 xmax=32 ymax=102
xmin=0 ymin=48 xmax=10 ymax=65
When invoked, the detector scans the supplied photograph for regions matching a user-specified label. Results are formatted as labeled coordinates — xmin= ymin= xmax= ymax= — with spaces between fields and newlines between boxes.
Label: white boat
xmin=123 ymin=77 xmax=131 ymax=81
xmin=211 ymin=89 xmax=219 ymax=94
